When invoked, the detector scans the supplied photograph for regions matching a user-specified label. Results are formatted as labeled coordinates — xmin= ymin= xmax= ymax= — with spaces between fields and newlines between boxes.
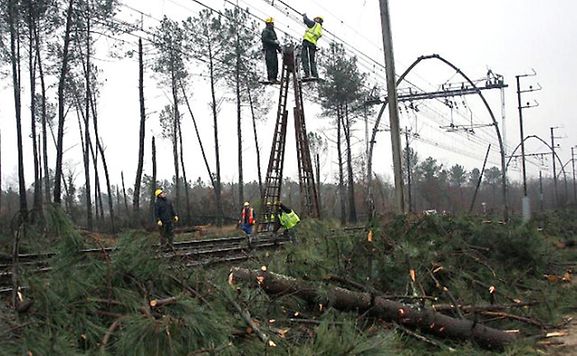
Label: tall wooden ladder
xmin=258 ymin=45 xmax=319 ymax=233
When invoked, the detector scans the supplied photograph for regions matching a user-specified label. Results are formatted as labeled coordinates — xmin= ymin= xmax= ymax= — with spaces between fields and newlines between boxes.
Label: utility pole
xmin=405 ymin=127 xmax=412 ymax=213
xmin=570 ymin=146 xmax=577 ymax=203
xmin=515 ymin=70 xmax=539 ymax=222
xmin=539 ymin=170 xmax=544 ymax=212
xmin=550 ymin=126 xmax=560 ymax=206
xmin=378 ymin=0 xmax=405 ymax=213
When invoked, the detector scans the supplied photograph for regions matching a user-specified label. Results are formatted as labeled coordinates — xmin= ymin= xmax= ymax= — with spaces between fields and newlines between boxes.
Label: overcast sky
xmin=1 ymin=0 xmax=575 ymax=197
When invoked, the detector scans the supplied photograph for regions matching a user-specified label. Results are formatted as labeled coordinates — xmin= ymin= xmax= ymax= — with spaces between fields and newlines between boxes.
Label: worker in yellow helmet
xmin=301 ymin=14 xmax=323 ymax=78
xmin=261 ymin=17 xmax=282 ymax=83
xmin=154 ymin=188 xmax=178 ymax=248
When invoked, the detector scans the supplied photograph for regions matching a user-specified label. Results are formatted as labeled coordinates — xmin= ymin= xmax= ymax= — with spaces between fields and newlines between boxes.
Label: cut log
xmin=229 ymin=267 xmax=520 ymax=350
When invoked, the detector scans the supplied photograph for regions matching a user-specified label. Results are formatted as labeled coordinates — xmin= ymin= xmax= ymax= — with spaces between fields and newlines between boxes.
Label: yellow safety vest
xmin=303 ymin=23 xmax=322 ymax=46
xmin=279 ymin=210 xmax=300 ymax=229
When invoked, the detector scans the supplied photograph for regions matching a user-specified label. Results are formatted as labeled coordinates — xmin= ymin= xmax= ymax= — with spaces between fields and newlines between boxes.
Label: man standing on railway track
xmin=239 ymin=201 xmax=256 ymax=235
xmin=301 ymin=14 xmax=323 ymax=79
xmin=261 ymin=17 xmax=282 ymax=83
xmin=154 ymin=188 xmax=179 ymax=248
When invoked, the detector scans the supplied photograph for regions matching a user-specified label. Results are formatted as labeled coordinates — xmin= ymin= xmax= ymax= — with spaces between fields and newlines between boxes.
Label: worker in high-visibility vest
xmin=239 ymin=201 xmax=256 ymax=235
xmin=261 ymin=17 xmax=282 ymax=83
xmin=275 ymin=203 xmax=300 ymax=238
xmin=301 ymin=14 xmax=323 ymax=78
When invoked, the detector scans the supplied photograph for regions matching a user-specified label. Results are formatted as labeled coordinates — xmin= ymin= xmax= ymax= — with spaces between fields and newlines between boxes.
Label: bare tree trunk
xmin=235 ymin=32 xmax=244 ymax=209
xmin=27 ymin=4 xmax=41 ymax=212
xmin=180 ymin=83 xmax=215 ymax=188
xmin=343 ymin=104 xmax=357 ymax=223
xmin=208 ymin=42 xmax=223 ymax=226
xmin=121 ymin=171 xmax=129 ymax=214
xmin=35 ymin=24 xmax=50 ymax=202
xmin=54 ymin=0 xmax=75 ymax=205
xmin=115 ymin=185 xmax=121 ymax=213
xmin=9 ymin=0 xmax=27 ymax=216
xmin=90 ymin=143 xmax=103 ymax=223
xmin=170 ymin=65 xmax=180 ymax=212
xmin=246 ymin=83 xmax=263 ymax=199
xmin=84 ymin=7 xmax=93 ymax=229
xmin=89 ymin=90 xmax=115 ymax=231
xmin=177 ymin=119 xmax=191 ymax=224
xmin=149 ymin=136 xmax=157 ymax=223
xmin=74 ymin=99 xmax=92 ymax=229
xmin=133 ymin=38 xmax=146 ymax=220
xmin=0 ymin=131 xmax=3 ymax=213
xmin=315 ymin=153 xmax=321 ymax=213
xmin=337 ymin=107 xmax=346 ymax=225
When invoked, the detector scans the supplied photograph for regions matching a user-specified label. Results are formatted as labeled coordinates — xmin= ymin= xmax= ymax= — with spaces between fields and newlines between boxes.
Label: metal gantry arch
xmin=368 ymin=54 xmax=509 ymax=220
xmin=505 ymin=135 xmax=568 ymax=177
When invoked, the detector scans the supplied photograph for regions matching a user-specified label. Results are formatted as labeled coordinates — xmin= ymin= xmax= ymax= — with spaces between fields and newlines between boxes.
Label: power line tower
xmin=258 ymin=45 xmax=320 ymax=232
xmin=515 ymin=70 xmax=540 ymax=222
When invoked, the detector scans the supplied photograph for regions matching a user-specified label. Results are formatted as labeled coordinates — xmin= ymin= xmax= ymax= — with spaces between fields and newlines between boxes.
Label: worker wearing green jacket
xmin=301 ymin=14 xmax=323 ymax=78
xmin=275 ymin=203 xmax=300 ymax=239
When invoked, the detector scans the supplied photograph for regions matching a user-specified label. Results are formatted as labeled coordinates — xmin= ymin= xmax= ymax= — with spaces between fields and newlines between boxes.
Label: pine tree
xmin=318 ymin=43 xmax=366 ymax=224
xmin=220 ymin=7 xmax=260 ymax=209
xmin=152 ymin=16 xmax=187 ymax=213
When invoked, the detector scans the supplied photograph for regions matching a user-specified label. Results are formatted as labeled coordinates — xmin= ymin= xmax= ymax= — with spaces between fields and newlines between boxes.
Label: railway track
xmin=0 ymin=233 xmax=291 ymax=294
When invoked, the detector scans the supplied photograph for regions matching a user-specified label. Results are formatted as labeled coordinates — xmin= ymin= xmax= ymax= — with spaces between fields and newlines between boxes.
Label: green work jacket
xmin=279 ymin=210 xmax=300 ymax=229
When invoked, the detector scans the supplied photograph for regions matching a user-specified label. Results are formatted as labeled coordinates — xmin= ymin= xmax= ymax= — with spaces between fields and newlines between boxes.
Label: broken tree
xmin=229 ymin=267 xmax=520 ymax=350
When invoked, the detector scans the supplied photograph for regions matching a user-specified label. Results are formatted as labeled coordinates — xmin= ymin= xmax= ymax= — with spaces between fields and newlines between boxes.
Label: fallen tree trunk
xmin=229 ymin=267 xmax=520 ymax=350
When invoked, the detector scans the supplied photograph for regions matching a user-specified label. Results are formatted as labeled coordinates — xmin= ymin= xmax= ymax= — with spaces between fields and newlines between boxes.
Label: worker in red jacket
xmin=239 ymin=201 xmax=256 ymax=235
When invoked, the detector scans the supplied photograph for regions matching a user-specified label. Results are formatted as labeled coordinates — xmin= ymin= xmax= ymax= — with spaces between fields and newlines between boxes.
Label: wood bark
xmin=229 ymin=267 xmax=520 ymax=350
xmin=235 ymin=33 xmax=244 ymax=209
xmin=9 ymin=0 xmax=27 ymax=215
xmin=121 ymin=171 xmax=129 ymax=214
xmin=177 ymin=119 xmax=191 ymax=224
xmin=84 ymin=9 xmax=93 ymax=230
xmin=27 ymin=2 xmax=41 ymax=211
xmin=53 ymin=0 xmax=75 ymax=205
xmin=170 ymin=63 xmax=180 ymax=213
xmin=74 ymin=95 xmax=92 ymax=230
xmin=34 ymin=24 xmax=50 ymax=202
xmin=180 ymin=83 xmax=215 ymax=190
xmin=246 ymin=82 xmax=263 ymax=199
xmin=336 ymin=107 xmax=346 ymax=225
xmin=149 ymin=136 xmax=157 ymax=223
xmin=343 ymin=104 xmax=357 ymax=223
xmin=208 ymin=41 xmax=224 ymax=226
xmin=133 ymin=38 xmax=146 ymax=220
xmin=0 ymin=131 xmax=2 ymax=212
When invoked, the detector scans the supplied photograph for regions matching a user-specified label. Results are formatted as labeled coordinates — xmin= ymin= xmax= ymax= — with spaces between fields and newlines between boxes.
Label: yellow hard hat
xmin=155 ymin=188 xmax=163 ymax=197
xmin=265 ymin=17 xmax=274 ymax=23
xmin=314 ymin=16 xmax=323 ymax=21
xmin=244 ymin=201 xmax=250 ymax=207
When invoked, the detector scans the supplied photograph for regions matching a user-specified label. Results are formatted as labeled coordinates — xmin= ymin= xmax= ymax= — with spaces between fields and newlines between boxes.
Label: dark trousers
xmin=301 ymin=40 xmax=317 ymax=77
xmin=159 ymin=221 xmax=174 ymax=247
xmin=265 ymin=49 xmax=278 ymax=81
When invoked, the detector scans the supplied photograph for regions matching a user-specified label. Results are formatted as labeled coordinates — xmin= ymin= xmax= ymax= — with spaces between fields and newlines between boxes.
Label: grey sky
xmin=1 ymin=0 xmax=575 ymax=193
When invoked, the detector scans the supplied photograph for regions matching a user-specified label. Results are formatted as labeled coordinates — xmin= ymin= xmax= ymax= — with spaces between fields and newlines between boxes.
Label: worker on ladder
xmin=301 ymin=14 xmax=323 ymax=79
xmin=261 ymin=17 xmax=282 ymax=83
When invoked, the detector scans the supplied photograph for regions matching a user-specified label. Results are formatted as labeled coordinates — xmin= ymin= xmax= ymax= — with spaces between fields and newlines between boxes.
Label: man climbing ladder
xmin=301 ymin=14 xmax=323 ymax=79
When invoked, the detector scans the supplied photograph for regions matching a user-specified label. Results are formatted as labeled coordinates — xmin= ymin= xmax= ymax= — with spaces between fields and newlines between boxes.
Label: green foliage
xmin=286 ymin=316 xmax=400 ymax=355
xmin=4 ymin=210 xmax=577 ymax=355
